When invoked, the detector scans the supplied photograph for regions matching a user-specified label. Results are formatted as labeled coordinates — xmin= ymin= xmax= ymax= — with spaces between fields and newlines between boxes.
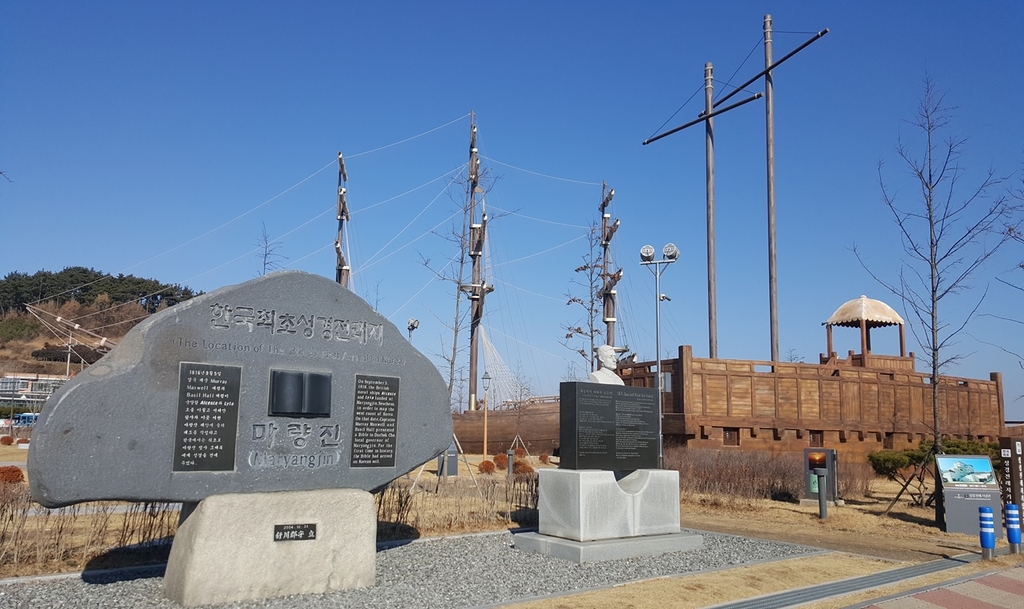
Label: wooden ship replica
xmin=332 ymin=111 xmax=1005 ymax=462
xmin=454 ymin=294 xmax=1005 ymax=459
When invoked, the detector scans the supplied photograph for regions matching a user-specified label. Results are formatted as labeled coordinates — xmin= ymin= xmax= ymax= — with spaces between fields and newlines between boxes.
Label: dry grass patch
xmin=504 ymin=553 xmax=897 ymax=609
xmin=0 ymin=444 xmax=27 ymax=463
xmin=376 ymin=472 xmax=539 ymax=541
xmin=0 ymin=484 xmax=178 ymax=578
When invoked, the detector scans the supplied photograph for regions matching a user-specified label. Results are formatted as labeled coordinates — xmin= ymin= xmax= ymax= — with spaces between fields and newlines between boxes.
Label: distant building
xmin=0 ymin=373 xmax=67 ymax=409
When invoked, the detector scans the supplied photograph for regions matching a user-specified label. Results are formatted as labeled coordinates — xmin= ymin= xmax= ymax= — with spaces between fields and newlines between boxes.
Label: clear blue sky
xmin=3 ymin=2 xmax=1023 ymax=415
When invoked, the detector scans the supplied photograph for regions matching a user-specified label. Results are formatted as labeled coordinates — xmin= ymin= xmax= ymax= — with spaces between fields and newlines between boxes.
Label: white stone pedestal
xmin=515 ymin=469 xmax=702 ymax=563
xmin=163 ymin=488 xmax=375 ymax=607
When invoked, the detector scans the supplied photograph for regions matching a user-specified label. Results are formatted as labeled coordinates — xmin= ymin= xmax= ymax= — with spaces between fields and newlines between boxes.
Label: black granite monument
xmin=558 ymin=382 xmax=659 ymax=470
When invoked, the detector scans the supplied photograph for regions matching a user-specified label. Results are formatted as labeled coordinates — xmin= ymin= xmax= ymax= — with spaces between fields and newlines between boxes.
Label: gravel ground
xmin=0 ymin=529 xmax=817 ymax=608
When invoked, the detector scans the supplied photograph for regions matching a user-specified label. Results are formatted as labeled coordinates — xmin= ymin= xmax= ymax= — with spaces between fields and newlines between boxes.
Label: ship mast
xmin=335 ymin=152 xmax=351 ymax=288
xmin=460 ymin=112 xmax=493 ymax=410
xmin=598 ymin=182 xmax=622 ymax=348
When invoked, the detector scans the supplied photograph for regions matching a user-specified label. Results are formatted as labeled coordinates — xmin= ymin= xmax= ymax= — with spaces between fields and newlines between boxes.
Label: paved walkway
xmin=850 ymin=566 xmax=1024 ymax=609
xmin=706 ymin=551 xmax=1023 ymax=609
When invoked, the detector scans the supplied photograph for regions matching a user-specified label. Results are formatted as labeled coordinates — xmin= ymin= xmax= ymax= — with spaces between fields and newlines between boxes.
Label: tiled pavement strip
xmin=706 ymin=551 xmax=1024 ymax=609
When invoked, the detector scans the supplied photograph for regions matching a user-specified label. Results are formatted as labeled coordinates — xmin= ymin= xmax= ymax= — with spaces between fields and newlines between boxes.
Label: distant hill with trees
xmin=0 ymin=267 xmax=198 ymax=347
xmin=0 ymin=266 xmax=196 ymax=314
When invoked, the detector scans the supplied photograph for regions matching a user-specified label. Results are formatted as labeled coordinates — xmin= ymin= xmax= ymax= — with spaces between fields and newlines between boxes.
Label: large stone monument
xmin=29 ymin=271 xmax=452 ymax=606
xmin=515 ymin=347 xmax=701 ymax=563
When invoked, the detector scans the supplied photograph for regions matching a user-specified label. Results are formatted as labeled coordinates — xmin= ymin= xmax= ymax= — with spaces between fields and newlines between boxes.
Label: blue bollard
xmin=980 ymin=506 xmax=996 ymax=560
xmin=1007 ymin=504 xmax=1021 ymax=554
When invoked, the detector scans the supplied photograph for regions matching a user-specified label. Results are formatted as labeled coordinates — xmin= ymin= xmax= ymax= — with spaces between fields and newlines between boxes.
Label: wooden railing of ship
xmin=617 ymin=345 xmax=1005 ymax=442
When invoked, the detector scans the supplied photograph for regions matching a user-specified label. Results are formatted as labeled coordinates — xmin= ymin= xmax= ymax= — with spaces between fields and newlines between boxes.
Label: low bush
xmin=0 ymin=436 xmax=13 ymax=446
xmin=478 ymin=460 xmax=495 ymax=474
xmin=512 ymin=460 xmax=534 ymax=475
xmin=514 ymin=447 xmax=527 ymax=458
xmin=665 ymin=446 xmax=804 ymax=501
xmin=493 ymin=453 xmax=508 ymax=470
xmin=539 ymin=453 xmax=549 ymax=464
xmin=0 ymin=466 xmax=24 ymax=484
xmin=0 ymin=313 xmax=43 ymax=343
xmin=838 ymin=458 xmax=876 ymax=499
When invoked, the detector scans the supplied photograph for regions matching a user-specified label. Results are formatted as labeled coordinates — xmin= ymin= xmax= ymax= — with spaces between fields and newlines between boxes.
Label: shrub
xmin=0 ymin=435 xmax=13 ymax=446
xmin=838 ymin=457 xmax=876 ymax=499
xmin=0 ymin=465 xmax=25 ymax=484
xmin=867 ymin=450 xmax=914 ymax=479
xmin=0 ymin=312 xmax=43 ymax=343
xmin=539 ymin=453 xmax=550 ymax=464
xmin=513 ymin=460 xmax=534 ymax=475
xmin=478 ymin=460 xmax=495 ymax=474
xmin=15 ymin=438 xmax=29 ymax=445
xmin=664 ymin=446 xmax=804 ymax=501
xmin=514 ymin=447 xmax=527 ymax=458
xmin=493 ymin=453 xmax=508 ymax=470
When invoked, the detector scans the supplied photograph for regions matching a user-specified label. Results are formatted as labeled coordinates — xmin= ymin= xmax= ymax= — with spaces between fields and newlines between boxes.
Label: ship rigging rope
xmin=480 ymin=155 xmax=603 ymax=186
xmin=349 ymin=164 xmax=467 ymax=215
xmin=489 ymin=234 xmax=587 ymax=268
xmin=357 ymin=174 xmax=465 ymax=271
xmin=32 ymin=115 xmax=471 ymax=317
xmin=713 ymin=35 xmax=764 ymax=105
xmin=24 ymin=304 xmax=111 ymax=351
xmin=486 ymin=204 xmax=590 ymax=229
xmin=121 ymin=114 xmax=469 ymax=279
xmin=645 ymin=83 xmax=704 ymax=142
xmin=480 ymin=325 xmax=532 ymax=408
xmin=271 ymin=164 xmax=466 ymax=270
xmin=489 ymin=277 xmax=563 ymax=302
xmin=347 ymin=113 xmax=470 ymax=159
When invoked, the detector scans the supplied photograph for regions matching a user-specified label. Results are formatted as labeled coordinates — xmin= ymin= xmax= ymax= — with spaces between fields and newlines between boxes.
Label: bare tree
xmin=981 ymin=175 xmax=1024 ymax=371
xmin=254 ymin=222 xmax=287 ymax=276
xmin=561 ymin=222 xmax=603 ymax=374
xmin=364 ymin=279 xmax=385 ymax=313
xmin=421 ymin=218 xmax=469 ymax=406
xmin=856 ymin=77 xmax=1020 ymax=455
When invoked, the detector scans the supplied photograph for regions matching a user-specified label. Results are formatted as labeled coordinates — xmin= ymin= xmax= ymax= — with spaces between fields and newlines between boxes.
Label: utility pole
xmin=598 ymin=182 xmax=622 ymax=348
xmin=704 ymin=63 xmax=718 ymax=359
xmin=334 ymin=152 xmax=351 ymax=289
xmin=460 ymin=112 xmax=493 ymax=411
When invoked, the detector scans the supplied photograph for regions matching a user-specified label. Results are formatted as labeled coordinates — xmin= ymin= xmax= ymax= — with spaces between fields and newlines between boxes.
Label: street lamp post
xmin=640 ymin=243 xmax=678 ymax=467
xmin=481 ymin=371 xmax=491 ymax=458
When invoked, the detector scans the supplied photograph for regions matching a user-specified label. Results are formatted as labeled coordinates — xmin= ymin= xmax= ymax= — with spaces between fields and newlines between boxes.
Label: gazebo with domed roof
xmin=820 ymin=295 xmax=913 ymax=369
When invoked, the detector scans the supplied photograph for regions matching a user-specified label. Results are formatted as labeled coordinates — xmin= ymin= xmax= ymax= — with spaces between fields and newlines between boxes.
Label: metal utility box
xmin=437 ymin=442 xmax=458 ymax=476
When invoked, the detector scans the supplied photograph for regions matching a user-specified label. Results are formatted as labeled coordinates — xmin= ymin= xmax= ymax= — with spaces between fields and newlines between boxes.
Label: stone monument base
xmin=516 ymin=468 xmax=702 ymax=563
xmin=539 ymin=468 xmax=682 ymax=540
xmin=163 ymin=488 xmax=375 ymax=607
xmin=515 ymin=530 xmax=703 ymax=563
